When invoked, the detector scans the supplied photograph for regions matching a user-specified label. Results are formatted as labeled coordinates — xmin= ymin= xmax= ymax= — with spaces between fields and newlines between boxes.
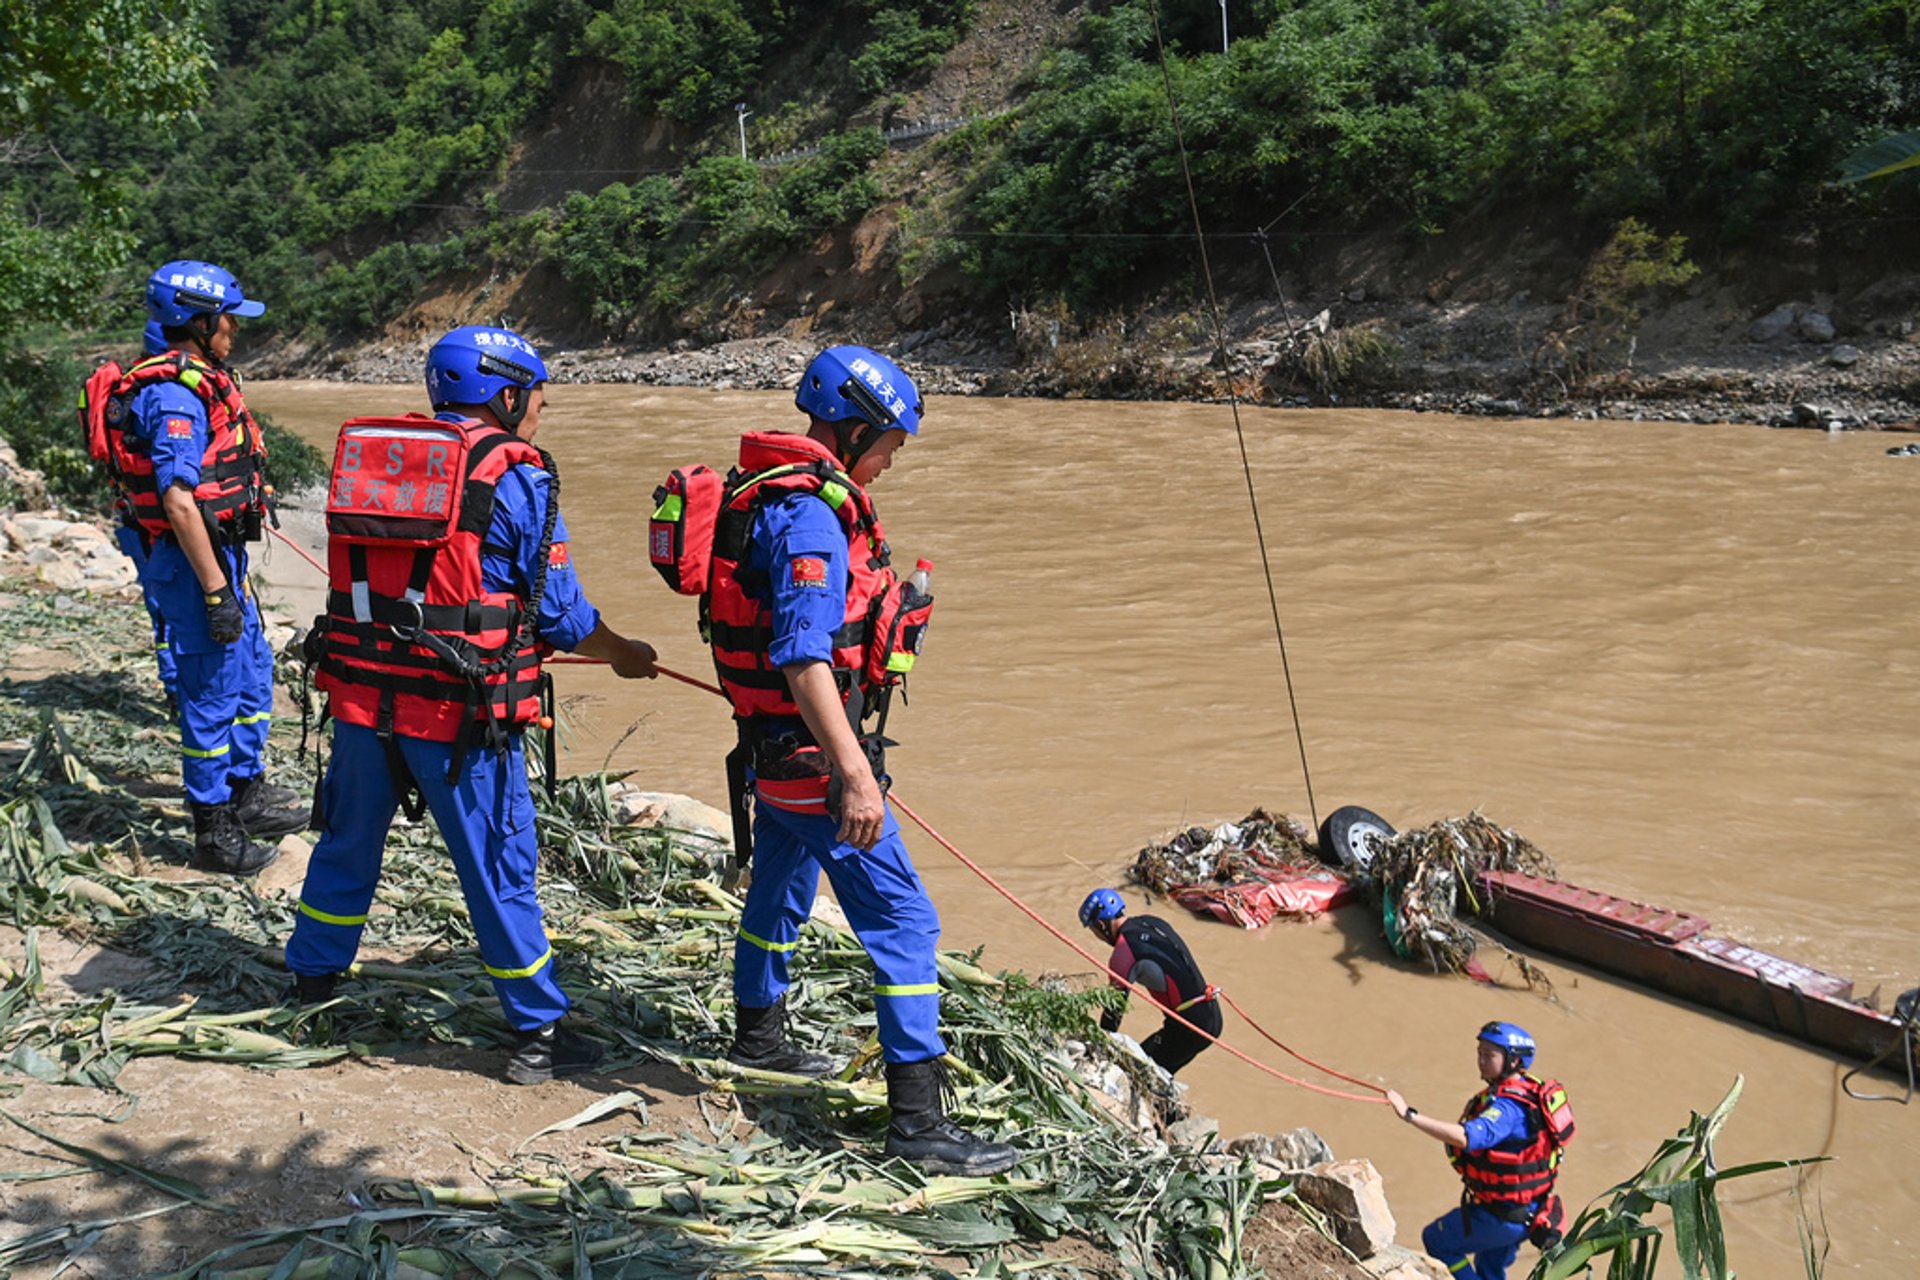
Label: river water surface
xmin=251 ymin=380 xmax=1919 ymax=1276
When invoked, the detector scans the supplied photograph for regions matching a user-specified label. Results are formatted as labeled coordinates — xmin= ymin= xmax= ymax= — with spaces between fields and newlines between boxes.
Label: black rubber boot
xmin=229 ymin=774 xmax=310 ymax=838
xmin=289 ymin=972 xmax=339 ymax=1005
xmin=191 ymin=801 xmax=278 ymax=876
xmin=729 ymin=997 xmax=835 ymax=1077
xmin=883 ymin=1058 xmax=1018 ymax=1176
xmin=506 ymin=1021 xmax=605 ymax=1085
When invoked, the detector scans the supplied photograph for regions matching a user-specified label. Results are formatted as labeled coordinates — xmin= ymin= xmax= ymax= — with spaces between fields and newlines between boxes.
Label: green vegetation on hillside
xmin=0 ymin=0 xmax=212 ymax=335
xmin=1 ymin=0 xmax=1916 ymax=452
xmin=957 ymin=0 xmax=1920 ymax=304
xmin=7 ymin=0 xmax=979 ymax=342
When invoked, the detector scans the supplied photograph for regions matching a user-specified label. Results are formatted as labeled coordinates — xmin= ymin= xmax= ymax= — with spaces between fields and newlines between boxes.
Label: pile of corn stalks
xmin=0 ymin=581 xmax=1319 ymax=1278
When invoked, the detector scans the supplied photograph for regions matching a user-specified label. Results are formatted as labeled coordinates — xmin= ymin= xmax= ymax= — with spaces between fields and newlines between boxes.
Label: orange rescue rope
xmin=383 ymin=645 xmax=1390 ymax=1104
xmin=267 ymin=523 xmax=327 ymax=576
xmin=886 ymin=789 xmax=1383 ymax=1104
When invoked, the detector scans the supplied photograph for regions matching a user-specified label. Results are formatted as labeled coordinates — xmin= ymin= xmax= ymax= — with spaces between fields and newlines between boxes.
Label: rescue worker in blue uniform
xmin=1079 ymin=888 xmax=1221 ymax=1075
xmin=113 ymin=320 xmax=183 ymax=717
xmin=127 ymin=260 xmax=307 ymax=874
xmin=718 ymin=345 xmax=1016 ymax=1176
xmin=285 ymin=325 xmax=660 ymax=1085
xmin=1388 ymin=1022 xmax=1568 ymax=1280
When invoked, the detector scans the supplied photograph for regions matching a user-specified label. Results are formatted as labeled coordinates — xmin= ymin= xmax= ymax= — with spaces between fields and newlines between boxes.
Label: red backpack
xmin=648 ymin=464 xmax=726 ymax=594
xmin=77 ymin=360 xmax=129 ymax=464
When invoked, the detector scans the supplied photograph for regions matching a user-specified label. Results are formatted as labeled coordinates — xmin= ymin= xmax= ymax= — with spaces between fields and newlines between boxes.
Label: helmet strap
xmin=184 ymin=313 xmax=225 ymax=368
xmin=834 ymin=419 xmax=879 ymax=469
xmin=489 ymin=385 xmax=530 ymax=433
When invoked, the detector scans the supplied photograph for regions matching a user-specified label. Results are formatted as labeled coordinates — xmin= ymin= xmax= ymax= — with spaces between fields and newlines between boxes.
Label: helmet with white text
xmin=1477 ymin=1020 xmax=1536 ymax=1071
xmin=796 ymin=344 xmax=921 ymax=466
xmin=426 ymin=325 xmax=550 ymax=431
xmin=146 ymin=260 xmax=265 ymax=328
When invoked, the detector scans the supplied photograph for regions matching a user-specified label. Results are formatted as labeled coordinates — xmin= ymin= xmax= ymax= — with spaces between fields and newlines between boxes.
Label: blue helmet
xmin=142 ymin=320 xmax=167 ymax=356
xmin=146 ymin=260 xmax=265 ymax=328
xmin=796 ymin=345 xmax=922 ymax=437
xmin=1079 ymin=888 xmax=1126 ymax=929
xmin=426 ymin=325 xmax=550 ymax=427
xmin=1478 ymin=1021 xmax=1536 ymax=1070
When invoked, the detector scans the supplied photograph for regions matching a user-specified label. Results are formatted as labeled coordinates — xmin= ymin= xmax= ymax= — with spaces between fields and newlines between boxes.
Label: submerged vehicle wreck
xmin=1131 ymin=806 xmax=1919 ymax=1080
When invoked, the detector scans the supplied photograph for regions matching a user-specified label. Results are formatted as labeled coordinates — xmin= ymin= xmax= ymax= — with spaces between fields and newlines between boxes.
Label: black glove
xmin=204 ymin=583 xmax=245 ymax=644
xmin=1099 ymin=1008 xmax=1123 ymax=1034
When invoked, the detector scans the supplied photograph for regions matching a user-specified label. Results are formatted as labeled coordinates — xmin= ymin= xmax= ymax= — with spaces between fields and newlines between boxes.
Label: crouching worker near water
xmin=103 ymin=261 xmax=308 ymax=874
xmin=657 ymin=345 xmax=1014 ymax=1175
xmin=286 ymin=326 xmax=659 ymax=1084
xmin=1386 ymin=1021 xmax=1575 ymax=1280
xmin=1079 ymin=889 xmax=1220 ymax=1075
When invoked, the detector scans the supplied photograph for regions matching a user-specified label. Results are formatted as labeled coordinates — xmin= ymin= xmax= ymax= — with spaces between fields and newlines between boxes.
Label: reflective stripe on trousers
xmin=733 ymin=798 xmax=946 ymax=1063
xmin=285 ymin=721 xmax=568 ymax=1030
xmin=173 ymin=611 xmax=273 ymax=806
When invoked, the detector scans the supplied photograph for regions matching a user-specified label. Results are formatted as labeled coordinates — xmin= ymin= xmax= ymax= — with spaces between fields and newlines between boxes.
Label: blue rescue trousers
xmin=1422 ymin=1202 xmax=1530 ymax=1280
xmin=114 ymin=521 xmax=178 ymax=704
xmin=733 ymin=798 xmax=945 ymax=1063
xmin=144 ymin=539 xmax=273 ymax=806
xmin=285 ymin=722 xmax=569 ymax=1030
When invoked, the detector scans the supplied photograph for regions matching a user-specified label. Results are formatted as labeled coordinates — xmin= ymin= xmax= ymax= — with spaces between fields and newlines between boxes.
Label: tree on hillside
xmin=0 ymin=0 xmax=213 ymax=333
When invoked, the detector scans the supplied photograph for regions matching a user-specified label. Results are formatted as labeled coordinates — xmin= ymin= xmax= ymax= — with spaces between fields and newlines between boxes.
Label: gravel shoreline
xmin=278 ymin=323 xmax=1920 ymax=437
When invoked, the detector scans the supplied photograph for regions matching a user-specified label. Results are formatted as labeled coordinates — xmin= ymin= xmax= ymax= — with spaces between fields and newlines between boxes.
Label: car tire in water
xmin=1317 ymin=804 xmax=1396 ymax=878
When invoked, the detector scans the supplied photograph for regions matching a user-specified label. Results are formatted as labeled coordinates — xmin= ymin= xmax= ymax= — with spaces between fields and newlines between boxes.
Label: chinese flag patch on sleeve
xmin=164 ymin=416 xmax=194 ymax=439
xmin=789 ymin=556 xmax=828 ymax=588
xmin=548 ymin=541 xmax=571 ymax=568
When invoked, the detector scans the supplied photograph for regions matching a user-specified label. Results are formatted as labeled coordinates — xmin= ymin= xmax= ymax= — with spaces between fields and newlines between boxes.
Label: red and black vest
xmin=1111 ymin=916 xmax=1216 ymax=1014
xmin=1448 ymin=1072 xmax=1575 ymax=1210
xmin=312 ymin=414 xmax=549 ymax=743
xmin=703 ymin=431 xmax=929 ymax=721
xmin=89 ymin=351 xmax=266 ymax=539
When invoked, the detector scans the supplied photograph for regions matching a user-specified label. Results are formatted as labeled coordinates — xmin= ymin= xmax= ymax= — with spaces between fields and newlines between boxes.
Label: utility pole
xmin=1219 ymin=0 xmax=1229 ymax=54
xmin=735 ymin=103 xmax=751 ymax=161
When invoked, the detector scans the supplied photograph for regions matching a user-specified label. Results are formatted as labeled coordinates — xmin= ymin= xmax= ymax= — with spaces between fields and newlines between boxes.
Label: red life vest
xmin=1448 ymin=1072 xmax=1576 ymax=1212
xmin=87 ymin=351 xmax=266 ymax=539
xmin=702 ymin=431 xmax=931 ymax=722
xmin=312 ymin=414 xmax=550 ymax=744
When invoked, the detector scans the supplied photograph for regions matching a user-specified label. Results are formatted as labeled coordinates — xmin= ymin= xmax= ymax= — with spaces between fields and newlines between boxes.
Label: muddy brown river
xmin=251 ymin=380 xmax=1919 ymax=1276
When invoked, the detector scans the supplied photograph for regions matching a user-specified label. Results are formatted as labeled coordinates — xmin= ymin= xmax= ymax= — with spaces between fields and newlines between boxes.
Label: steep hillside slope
xmin=251 ymin=0 xmax=1919 ymax=425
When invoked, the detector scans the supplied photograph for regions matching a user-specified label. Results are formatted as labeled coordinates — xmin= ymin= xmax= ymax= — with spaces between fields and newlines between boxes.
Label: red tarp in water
xmin=1169 ymin=871 xmax=1356 ymax=929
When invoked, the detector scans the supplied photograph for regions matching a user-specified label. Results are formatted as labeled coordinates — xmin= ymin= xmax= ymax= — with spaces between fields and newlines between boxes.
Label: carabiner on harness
xmin=386 ymin=597 xmax=426 ymax=643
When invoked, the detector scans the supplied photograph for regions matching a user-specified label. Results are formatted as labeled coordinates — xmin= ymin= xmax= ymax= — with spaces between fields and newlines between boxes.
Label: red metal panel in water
xmin=1481 ymin=870 xmax=1710 ymax=944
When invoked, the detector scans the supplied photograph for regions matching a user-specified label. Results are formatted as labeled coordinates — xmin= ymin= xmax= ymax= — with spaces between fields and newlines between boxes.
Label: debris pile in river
xmin=1130 ymin=801 xmax=1561 ymax=989
xmin=1129 ymin=809 xmax=1356 ymax=927
xmin=1130 ymin=809 xmax=1317 ymax=891
xmin=1371 ymin=811 xmax=1558 ymax=988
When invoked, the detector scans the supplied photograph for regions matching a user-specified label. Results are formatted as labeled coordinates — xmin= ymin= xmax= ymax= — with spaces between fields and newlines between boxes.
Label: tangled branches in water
xmin=1373 ymin=812 xmax=1558 ymax=990
xmin=1128 ymin=808 xmax=1317 ymax=894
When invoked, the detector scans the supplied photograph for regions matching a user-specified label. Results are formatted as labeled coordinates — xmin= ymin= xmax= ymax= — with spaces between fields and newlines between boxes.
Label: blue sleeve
xmin=482 ymin=464 xmax=601 ymax=651
xmin=1460 ymin=1095 xmax=1531 ymax=1152
xmin=747 ymin=493 xmax=848 ymax=669
xmin=130 ymin=381 xmax=210 ymax=493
